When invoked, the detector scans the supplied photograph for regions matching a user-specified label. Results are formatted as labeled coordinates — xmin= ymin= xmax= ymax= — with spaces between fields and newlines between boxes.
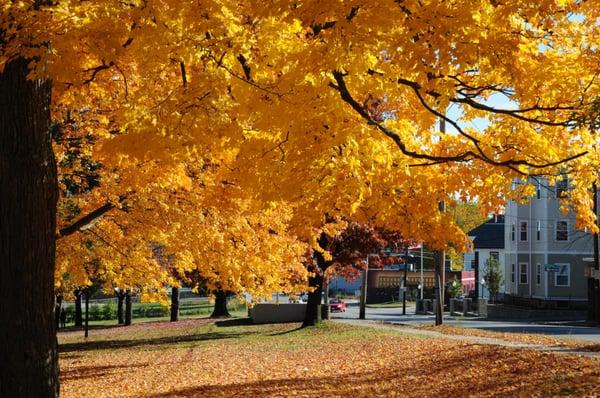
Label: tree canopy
xmin=4 ymin=0 xmax=598 ymax=251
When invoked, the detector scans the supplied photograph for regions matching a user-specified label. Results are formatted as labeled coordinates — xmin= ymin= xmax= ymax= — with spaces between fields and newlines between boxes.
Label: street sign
xmin=544 ymin=264 xmax=560 ymax=272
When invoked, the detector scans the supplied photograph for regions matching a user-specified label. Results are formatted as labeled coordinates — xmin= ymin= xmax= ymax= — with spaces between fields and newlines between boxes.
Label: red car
xmin=329 ymin=298 xmax=346 ymax=312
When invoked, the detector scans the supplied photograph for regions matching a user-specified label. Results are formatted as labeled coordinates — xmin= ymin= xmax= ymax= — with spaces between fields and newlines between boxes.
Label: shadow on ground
xmin=214 ymin=318 xmax=253 ymax=327
xmin=144 ymin=345 xmax=597 ymax=397
xmin=59 ymin=330 xmax=253 ymax=353
xmin=61 ymin=363 xmax=148 ymax=382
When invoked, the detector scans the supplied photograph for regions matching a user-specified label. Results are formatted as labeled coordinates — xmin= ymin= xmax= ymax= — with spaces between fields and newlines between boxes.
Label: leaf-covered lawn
xmin=414 ymin=324 xmax=600 ymax=350
xmin=59 ymin=319 xmax=600 ymax=397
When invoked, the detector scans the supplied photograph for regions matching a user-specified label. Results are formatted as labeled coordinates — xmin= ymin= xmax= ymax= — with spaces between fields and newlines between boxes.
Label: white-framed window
xmin=519 ymin=221 xmax=528 ymax=241
xmin=511 ymin=264 xmax=515 ymax=283
xmin=556 ymin=177 xmax=568 ymax=198
xmin=536 ymin=263 xmax=541 ymax=285
xmin=511 ymin=223 xmax=516 ymax=241
xmin=556 ymin=220 xmax=568 ymax=241
xmin=536 ymin=221 xmax=541 ymax=241
xmin=554 ymin=263 xmax=570 ymax=287
xmin=519 ymin=263 xmax=528 ymax=284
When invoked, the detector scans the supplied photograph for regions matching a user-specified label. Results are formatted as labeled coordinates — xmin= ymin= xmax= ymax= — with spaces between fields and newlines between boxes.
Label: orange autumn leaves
xmin=58 ymin=320 xmax=600 ymax=397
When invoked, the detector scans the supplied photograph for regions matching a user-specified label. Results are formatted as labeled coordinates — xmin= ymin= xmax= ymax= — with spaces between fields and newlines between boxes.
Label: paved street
xmin=331 ymin=302 xmax=600 ymax=343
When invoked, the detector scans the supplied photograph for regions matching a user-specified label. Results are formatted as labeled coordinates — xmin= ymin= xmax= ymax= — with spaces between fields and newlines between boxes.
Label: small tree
xmin=483 ymin=257 xmax=503 ymax=302
xmin=448 ymin=276 xmax=463 ymax=298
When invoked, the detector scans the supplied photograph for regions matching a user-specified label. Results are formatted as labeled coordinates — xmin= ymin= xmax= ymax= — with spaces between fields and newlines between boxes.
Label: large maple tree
xmin=1 ymin=1 xmax=599 ymax=396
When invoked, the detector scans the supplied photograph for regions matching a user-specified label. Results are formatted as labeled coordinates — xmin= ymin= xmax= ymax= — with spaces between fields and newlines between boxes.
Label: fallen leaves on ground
xmin=59 ymin=318 xmax=600 ymax=397
xmin=413 ymin=324 xmax=599 ymax=350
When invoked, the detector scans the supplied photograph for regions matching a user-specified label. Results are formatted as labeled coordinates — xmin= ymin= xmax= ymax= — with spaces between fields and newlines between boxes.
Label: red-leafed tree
xmin=303 ymin=223 xmax=410 ymax=327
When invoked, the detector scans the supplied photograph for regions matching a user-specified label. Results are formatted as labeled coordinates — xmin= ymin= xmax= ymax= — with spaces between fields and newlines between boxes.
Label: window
xmin=511 ymin=264 xmax=515 ymax=283
xmin=511 ymin=223 xmax=516 ymax=241
xmin=519 ymin=263 xmax=528 ymax=284
xmin=519 ymin=221 xmax=528 ymax=241
xmin=536 ymin=263 xmax=541 ymax=285
xmin=556 ymin=177 xmax=568 ymax=198
xmin=536 ymin=181 xmax=542 ymax=199
xmin=536 ymin=221 xmax=541 ymax=241
xmin=556 ymin=220 xmax=568 ymax=241
xmin=555 ymin=263 xmax=570 ymax=287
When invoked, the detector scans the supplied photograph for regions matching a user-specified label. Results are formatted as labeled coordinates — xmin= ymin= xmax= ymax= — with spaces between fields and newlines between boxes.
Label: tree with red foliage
xmin=302 ymin=223 xmax=411 ymax=327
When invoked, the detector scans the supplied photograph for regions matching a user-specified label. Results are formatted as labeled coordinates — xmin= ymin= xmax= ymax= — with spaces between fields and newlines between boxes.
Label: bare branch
xmin=331 ymin=71 xmax=588 ymax=173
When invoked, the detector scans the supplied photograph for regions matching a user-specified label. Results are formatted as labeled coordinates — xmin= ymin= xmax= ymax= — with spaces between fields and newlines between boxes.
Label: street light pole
xmin=359 ymin=255 xmax=369 ymax=320
xmin=420 ymin=245 xmax=424 ymax=300
xmin=403 ymin=247 xmax=408 ymax=315
xmin=434 ymin=118 xmax=446 ymax=326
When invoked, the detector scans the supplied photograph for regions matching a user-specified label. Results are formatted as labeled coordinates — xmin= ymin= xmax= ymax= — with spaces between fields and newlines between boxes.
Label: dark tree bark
xmin=54 ymin=295 xmax=63 ymax=330
xmin=124 ymin=291 xmax=132 ymax=326
xmin=303 ymin=248 xmax=328 ymax=327
xmin=0 ymin=56 xmax=59 ymax=397
xmin=74 ymin=289 xmax=83 ymax=327
xmin=302 ymin=272 xmax=324 ymax=327
xmin=170 ymin=287 xmax=180 ymax=322
xmin=210 ymin=290 xmax=231 ymax=318
xmin=116 ymin=291 xmax=124 ymax=325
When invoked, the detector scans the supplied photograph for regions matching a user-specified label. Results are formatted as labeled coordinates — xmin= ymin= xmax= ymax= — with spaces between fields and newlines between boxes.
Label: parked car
xmin=329 ymin=298 xmax=346 ymax=312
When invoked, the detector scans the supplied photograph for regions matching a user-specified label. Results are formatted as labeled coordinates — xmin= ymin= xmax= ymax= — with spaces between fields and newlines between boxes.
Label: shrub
xmin=102 ymin=302 xmax=117 ymax=320
xmin=88 ymin=304 xmax=101 ymax=321
xmin=64 ymin=305 xmax=75 ymax=323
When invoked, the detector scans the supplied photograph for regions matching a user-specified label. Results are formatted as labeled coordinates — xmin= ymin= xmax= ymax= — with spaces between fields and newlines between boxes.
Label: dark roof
xmin=468 ymin=214 xmax=505 ymax=249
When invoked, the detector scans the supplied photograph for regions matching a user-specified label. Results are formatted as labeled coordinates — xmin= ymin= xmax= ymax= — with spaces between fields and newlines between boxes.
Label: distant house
xmin=463 ymin=215 xmax=505 ymax=299
xmin=504 ymin=177 xmax=595 ymax=308
xmin=328 ymin=276 xmax=361 ymax=295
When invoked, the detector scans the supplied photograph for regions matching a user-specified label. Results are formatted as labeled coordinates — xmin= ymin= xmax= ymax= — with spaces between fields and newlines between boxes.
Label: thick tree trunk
xmin=302 ymin=272 xmax=324 ymax=327
xmin=74 ymin=289 xmax=83 ymax=327
xmin=303 ymin=248 xmax=329 ymax=327
xmin=0 ymin=57 xmax=59 ymax=397
xmin=124 ymin=291 xmax=132 ymax=326
xmin=116 ymin=291 xmax=124 ymax=325
xmin=170 ymin=287 xmax=180 ymax=322
xmin=210 ymin=290 xmax=231 ymax=318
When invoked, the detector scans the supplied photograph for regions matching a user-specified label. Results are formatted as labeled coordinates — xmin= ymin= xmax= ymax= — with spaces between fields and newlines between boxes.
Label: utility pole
xmin=434 ymin=118 xmax=446 ymax=326
xmin=402 ymin=247 xmax=408 ymax=315
xmin=595 ymin=184 xmax=600 ymax=324
xmin=434 ymin=203 xmax=446 ymax=326
xmin=359 ymin=255 xmax=369 ymax=320
xmin=589 ymin=183 xmax=600 ymax=324
xmin=420 ymin=245 xmax=424 ymax=299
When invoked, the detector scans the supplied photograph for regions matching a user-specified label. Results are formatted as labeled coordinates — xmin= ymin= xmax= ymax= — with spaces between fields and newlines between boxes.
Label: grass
xmin=58 ymin=318 xmax=600 ymax=397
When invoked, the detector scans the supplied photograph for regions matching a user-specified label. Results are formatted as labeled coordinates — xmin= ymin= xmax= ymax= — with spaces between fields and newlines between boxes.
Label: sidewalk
xmin=333 ymin=318 xmax=600 ymax=358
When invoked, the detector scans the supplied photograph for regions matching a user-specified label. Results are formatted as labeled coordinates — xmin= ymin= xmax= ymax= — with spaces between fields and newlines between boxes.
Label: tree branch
xmin=57 ymin=197 xmax=124 ymax=238
xmin=331 ymin=71 xmax=588 ymax=173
